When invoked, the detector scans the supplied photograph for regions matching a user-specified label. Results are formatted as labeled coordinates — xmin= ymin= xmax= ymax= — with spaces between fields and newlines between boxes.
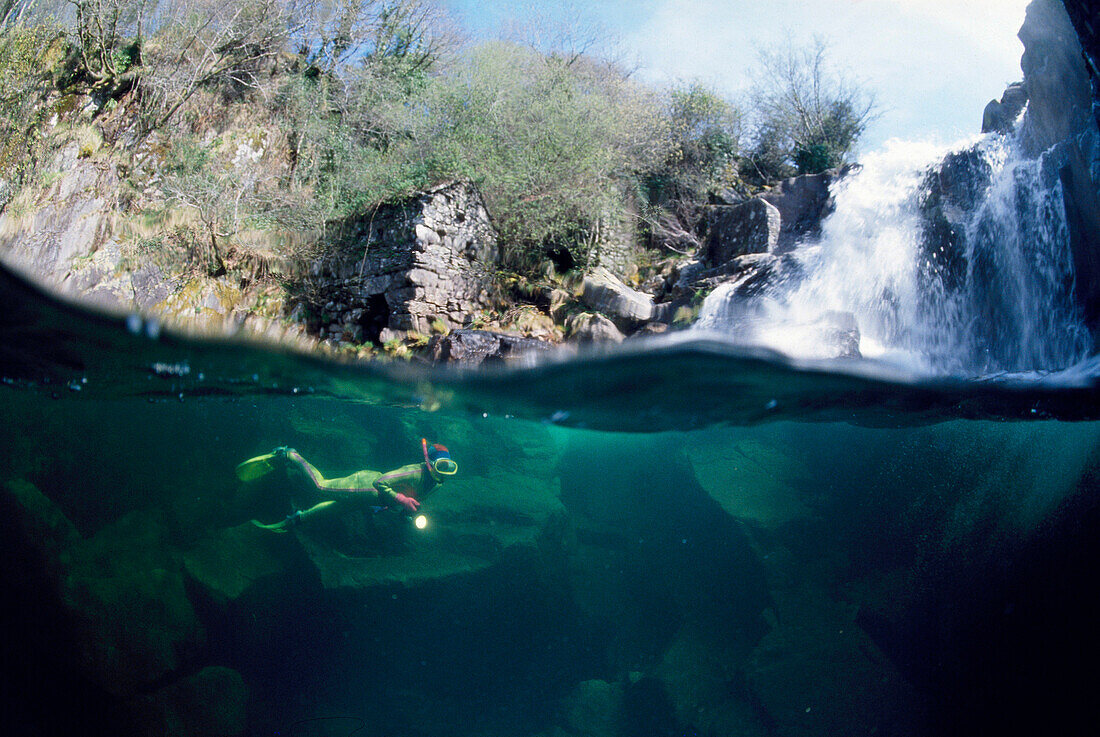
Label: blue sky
xmin=442 ymin=0 xmax=1033 ymax=152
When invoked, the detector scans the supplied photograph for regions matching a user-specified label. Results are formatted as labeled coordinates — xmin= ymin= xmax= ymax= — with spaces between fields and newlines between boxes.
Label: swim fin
xmin=236 ymin=453 xmax=278 ymax=481
xmin=250 ymin=518 xmax=288 ymax=532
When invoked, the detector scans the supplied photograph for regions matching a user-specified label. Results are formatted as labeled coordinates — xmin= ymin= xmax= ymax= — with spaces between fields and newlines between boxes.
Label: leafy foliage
xmin=639 ymin=82 xmax=743 ymax=252
xmin=742 ymin=37 xmax=876 ymax=182
xmin=0 ymin=21 xmax=67 ymax=205
xmin=2 ymin=2 xmax=878 ymax=278
xmin=409 ymin=42 xmax=667 ymax=269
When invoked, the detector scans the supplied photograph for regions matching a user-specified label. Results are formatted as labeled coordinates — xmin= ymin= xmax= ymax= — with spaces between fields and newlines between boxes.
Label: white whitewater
xmin=695 ymin=133 xmax=1093 ymax=375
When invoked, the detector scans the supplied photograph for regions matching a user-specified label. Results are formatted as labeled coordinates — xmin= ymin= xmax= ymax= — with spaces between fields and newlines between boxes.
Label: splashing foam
xmin=696 ymin=133 xmax=1091 ymax=376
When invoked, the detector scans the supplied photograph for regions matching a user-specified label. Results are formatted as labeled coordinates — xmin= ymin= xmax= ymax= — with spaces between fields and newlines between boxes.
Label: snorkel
xmin=422 ymin=438 xmax=458 ymax=481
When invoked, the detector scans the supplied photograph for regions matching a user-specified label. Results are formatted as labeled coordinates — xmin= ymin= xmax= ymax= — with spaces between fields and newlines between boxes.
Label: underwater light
xmin=413 ymin=514 xmax=428 ymax=530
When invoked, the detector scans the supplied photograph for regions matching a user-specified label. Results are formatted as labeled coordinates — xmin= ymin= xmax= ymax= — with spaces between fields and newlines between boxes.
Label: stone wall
xmin=302 ymin=181 xmax=500 ymax=344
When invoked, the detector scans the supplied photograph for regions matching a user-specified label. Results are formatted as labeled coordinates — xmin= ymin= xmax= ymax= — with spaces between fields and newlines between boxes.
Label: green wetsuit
xmin=286 ymin=449 xmax=442 ymax=510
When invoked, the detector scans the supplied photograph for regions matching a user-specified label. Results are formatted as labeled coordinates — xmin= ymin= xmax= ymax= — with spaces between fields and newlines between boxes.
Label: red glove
xmin=393 ymin=493 xmax=420 ymax=513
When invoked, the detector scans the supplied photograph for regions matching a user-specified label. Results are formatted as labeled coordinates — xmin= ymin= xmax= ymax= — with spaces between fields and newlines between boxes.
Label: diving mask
xmin=422 ymin=438 xmax=458 ymax=476
xmin=432 ymin=457 xmax=458 ymax=476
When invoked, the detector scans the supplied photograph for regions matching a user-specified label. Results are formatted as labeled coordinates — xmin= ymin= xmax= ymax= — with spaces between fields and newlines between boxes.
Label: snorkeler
xmin=237 ymin=439 xmax=457 ymax=532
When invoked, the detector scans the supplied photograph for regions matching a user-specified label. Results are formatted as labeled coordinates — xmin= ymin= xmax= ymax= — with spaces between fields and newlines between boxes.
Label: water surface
xmin=3 ymin=264 xmax=1099 ymax=737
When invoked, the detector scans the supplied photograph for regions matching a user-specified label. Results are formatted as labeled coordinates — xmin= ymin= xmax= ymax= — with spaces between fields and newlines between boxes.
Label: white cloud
xmin=623 ymin=0 xmax=1033 ymax=149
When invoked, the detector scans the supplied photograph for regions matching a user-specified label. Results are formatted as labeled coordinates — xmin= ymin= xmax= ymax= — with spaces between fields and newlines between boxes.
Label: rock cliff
xmin=1018 ymin=0 xmax=1100 ymax=334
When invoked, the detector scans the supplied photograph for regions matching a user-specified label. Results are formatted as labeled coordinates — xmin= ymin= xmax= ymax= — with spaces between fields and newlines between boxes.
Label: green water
xmin=3 ymin=266 xmax=1100 ymax=737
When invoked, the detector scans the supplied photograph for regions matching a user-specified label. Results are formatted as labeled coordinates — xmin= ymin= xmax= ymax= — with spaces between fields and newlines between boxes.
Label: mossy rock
xmin=59 ymin=510 xmax=204 ymax=696
xmin=182 ymin=521 xmax=318 ymax=610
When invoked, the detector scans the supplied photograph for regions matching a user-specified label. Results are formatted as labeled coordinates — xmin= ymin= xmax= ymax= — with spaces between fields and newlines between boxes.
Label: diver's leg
xmin=252 ymin=500 xmax=340 ymax=532
xmin=285 ymin=449 xmax=330 ymax=487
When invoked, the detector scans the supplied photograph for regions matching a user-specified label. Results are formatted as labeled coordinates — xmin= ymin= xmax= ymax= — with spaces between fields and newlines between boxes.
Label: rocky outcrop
xmin=1060 ymin=1 xmax=1100 ymax=122
xmin=0 ymin=143 xmax=128 ymax=305
xmin=1017 ymin=0 xmax=1100 ymax=333
xmin=703 ymin=198 xmax=781 ymax=264
xmin=982 ymin=82 xmax=1029 ymax=135
xmin=301 ymin=180 xmax=500 ymax=344
xmin=1018 ymin=0 xmax=1095 ymax=155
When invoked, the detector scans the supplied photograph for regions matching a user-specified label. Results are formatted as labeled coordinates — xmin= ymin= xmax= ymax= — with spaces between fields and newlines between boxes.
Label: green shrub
xmin=406 ymin=42 xmax=667 ymax=271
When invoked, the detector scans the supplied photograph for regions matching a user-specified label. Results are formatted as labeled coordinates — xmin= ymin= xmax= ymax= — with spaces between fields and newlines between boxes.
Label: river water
xmin=697 ymin=134 xmax=1092 ymax=375
xmin=3 ymin=259 xmax=1100 ymax=737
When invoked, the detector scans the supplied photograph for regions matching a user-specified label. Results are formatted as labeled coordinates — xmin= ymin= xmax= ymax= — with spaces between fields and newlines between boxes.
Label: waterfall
xmin=695 ymin=133 xmax=1093 ymax=375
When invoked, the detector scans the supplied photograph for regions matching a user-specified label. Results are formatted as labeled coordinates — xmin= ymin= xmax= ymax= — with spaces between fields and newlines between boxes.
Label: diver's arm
xmin=373 ymin=465 xmax=424 ymax=512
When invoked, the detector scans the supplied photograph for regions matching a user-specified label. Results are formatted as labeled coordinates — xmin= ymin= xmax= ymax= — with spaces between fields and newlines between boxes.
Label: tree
xmin=67 ymin=0 xmax=146 ymax=83
xmin=742 ymin=36 xmax=876 ymax=182
xmin=135 ymin=0 xmax=292 ymax=134
xmin=288 ymin=0 xmax=452 ymax=80
xmin=640 ymin=82 xmax=742 ymax=252
xmin=409 ymin=41 xmax=666 ymax=270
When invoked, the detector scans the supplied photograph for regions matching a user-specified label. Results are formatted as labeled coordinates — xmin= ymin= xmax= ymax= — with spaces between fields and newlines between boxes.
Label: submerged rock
xmin=182 ymin=521 xmax=319 ymax=610
xmin=652 ymin=623 xmax=769 ymax=737
xmin=685 ymin=437 xmax=815 ymax=531
xmin=130 ymin=665 xmax=248 ymax=737
xmin=60 ymin=510 xmax=205 ymax=696
xmin=289 ymin=469 xmax=567 ymax=593
xmin=744 ymin=613 xmax=925 ymax=737
xmin=0 ymin=478 xmax=81 ymax=580
xmin=560 ymin=679 xmax=623 ymax=737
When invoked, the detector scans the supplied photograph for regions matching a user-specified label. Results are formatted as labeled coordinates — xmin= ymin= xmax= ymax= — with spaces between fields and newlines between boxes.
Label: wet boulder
xmin=759 ymin=167 xmax=854 ymax=252
xmin=917 ymin=145 xmax=995 ymax=292
xmin=703 ymin=198 xmax=781 ymax=266
xmin=426 ymin=328 xmax=553 ymax=366
xmin=566 ymin=312 xmax=625 ymax=344
xmin=579 ymin=266 xmax=655 ymax=328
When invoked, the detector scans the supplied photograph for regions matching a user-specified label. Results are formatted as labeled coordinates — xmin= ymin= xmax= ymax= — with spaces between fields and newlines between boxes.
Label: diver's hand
xmin=393 ymin=493 xmax=420 ymax=513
